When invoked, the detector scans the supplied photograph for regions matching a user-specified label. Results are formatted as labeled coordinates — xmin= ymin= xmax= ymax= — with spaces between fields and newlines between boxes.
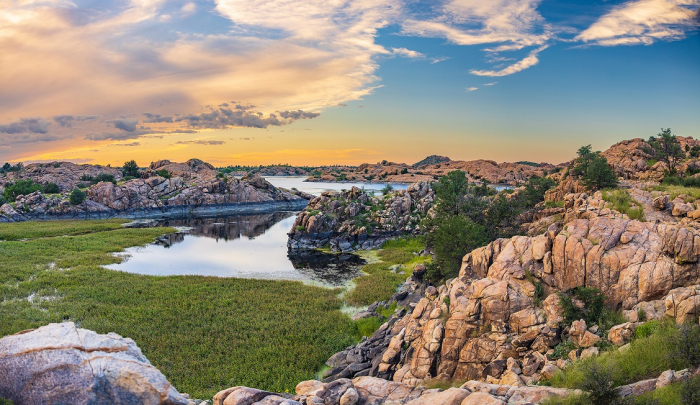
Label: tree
xmin=646 ymin=128 xmax=684 ymax=174
xmin=122 ymin=160 xmax=140 ymax=178
xmin=69 ymin=188 xmax=86 ymax=205
xmin=581 ymin=153 xmax=618 ymax=190
xmin=42 ymin=183 xmax=60 ymax=194
xmin=3 ymin=180 xmax=42 ymax=201
xmin=425 ymin=216 xmax=489 ymax=281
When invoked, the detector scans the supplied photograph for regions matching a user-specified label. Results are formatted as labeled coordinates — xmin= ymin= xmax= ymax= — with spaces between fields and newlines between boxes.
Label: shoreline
xmin=3 ymin=199 xmax=310 ymax=222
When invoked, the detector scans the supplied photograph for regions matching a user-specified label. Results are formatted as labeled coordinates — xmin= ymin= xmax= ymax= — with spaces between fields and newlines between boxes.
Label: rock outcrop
xmin=602 ymin=137 xmax=700 ymax=181
xmin=0 ymin=160 xmax=310 ymax=222
xmin=0 ymin=322 xmax=188 ymax=405
xmin=306 ymin=159 xmax=555 ymax=186
xmin=1 ymin=161 xmax=122 ymax=192
xmin=287 ymin=182 xmax=434 ymax=251
xmin=214 ymin=376 xmax=578 ymax=405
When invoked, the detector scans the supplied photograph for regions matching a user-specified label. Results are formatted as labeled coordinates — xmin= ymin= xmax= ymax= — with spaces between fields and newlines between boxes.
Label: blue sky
xmin=0 ymin=0 xmax=698 ymax=165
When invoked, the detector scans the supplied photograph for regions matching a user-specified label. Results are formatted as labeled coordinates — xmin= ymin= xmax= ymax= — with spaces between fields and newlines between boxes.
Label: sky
xmin=0 ymin=0 xmax=698 ymax=167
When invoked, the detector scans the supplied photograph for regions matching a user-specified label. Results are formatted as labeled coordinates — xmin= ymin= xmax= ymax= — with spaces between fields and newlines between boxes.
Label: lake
xmin=262 ymin=176 xmax=409 ymax=196
xmin=106 ymin=178 xmax=510 ymax=282
xmin=106 ymin=213 xmax=363 ymax=286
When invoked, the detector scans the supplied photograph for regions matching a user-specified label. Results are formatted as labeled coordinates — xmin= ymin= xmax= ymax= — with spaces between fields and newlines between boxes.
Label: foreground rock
xmin=214 ymin=376 xmax=577 ymax=405
xmin=0 ymin=322 xmax=188 ymax=405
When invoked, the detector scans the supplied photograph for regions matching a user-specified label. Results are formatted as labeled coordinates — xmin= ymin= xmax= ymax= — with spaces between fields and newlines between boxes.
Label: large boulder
xmin=0 ymin=322 xmax=188 ymax=405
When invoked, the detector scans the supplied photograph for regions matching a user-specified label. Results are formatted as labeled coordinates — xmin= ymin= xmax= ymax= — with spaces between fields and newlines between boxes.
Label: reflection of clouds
xmin=106 ymin=212 xmax=364 ymax=286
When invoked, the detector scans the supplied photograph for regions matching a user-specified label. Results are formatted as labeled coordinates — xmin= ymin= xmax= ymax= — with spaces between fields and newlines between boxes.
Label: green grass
xmin=344 ymin=237 xmax=429 ymax=306
xmin=602 ymin=188 xmax=646 ymax=221
xmin=354 ymin=317 xmax=383 ymax=340
xmin=650 ymin=184 xmax=700 ymax=202
xmin=544 ymin=200 xmax=565 ymax=209
xmin=550 ymin=319 xmax=683 ymax=389
xmin=0 ymin=220 xmax=356 ymax=399
xmin=633 ymin=375 xmax=699 ymax=405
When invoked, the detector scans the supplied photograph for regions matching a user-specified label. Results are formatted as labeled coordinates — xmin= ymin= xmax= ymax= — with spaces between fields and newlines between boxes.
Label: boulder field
xmin=0 ymin=159 xmax=310 ymax=222
xmin=287 ymin=182 xmax=434 ymax=251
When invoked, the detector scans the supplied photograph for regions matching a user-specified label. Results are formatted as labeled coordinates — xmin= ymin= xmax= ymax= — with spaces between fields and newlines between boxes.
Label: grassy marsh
xmin=0 ymin=219 xmax=356 ymax=398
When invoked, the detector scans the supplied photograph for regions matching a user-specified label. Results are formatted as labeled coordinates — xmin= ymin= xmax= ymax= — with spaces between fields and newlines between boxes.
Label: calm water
xmin=106 ymin=213 xmax=363 ymax=286
xmin=107 ymin=178 xmax=509 ymax=283
xmin=263 ymin=176 xmax=409 ymax=196
xmin=263 ymin=176 xmax=510 ymax=195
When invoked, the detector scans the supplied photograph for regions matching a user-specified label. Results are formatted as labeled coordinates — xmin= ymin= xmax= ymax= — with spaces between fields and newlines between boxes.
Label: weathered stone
xmin=461 ymin=392 xmax=505 ymax=405
xmin=608 ymin=323 xmax=637 ymax=346
xmin=0 ymin=322 xmax=188 ymax=405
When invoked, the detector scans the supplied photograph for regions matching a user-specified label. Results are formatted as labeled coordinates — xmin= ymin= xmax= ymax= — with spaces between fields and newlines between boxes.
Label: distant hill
xmin=413 ymin=155 xmax=451 ymax=168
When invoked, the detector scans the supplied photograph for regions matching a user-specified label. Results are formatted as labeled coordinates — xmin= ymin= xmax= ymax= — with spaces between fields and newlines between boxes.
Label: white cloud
xmin=466 ymin=87 xmax=479 ymax=91
xmin=577 ymin=0 xmax=700 ymax=46
xmin=391 ymin=47 xmax=425 ymax=58
xmin=401 ymin=0 xmax=550 ymax=50
xmin=470 ymin=45 xmax=547 ymax=76
xmin=181 ymin=2 xmax=196 ymax=16
xmin=484 ymin=82 xmax=497 ymax=86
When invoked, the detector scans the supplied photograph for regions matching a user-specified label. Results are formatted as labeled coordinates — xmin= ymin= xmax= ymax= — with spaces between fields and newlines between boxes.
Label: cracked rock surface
xmin=0 ymin=322 xmax=188 ymax=405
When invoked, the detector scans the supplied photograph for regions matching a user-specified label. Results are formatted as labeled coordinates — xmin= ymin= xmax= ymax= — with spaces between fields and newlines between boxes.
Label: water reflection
xmin=107 ymin=213 xmax=363 ymax=286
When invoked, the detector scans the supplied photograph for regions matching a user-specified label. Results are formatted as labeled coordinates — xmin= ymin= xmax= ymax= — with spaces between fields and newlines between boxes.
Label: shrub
xmin=0 ymin=195 xmax=5 ymax=205
xmin=602 ymin=189 xmax=646 ymax=221
xmin=381 ymin=184 xmax=394 ymax=195
xmin=425 ymin=216 xmax=488 ymax=282
xmin=571 ymin=145 xmax=618 ymax=190
xmin=42 ymin=183 xmax=60 ymax=194
xmin=69 ymin=188 xmax=86 ymax=205
xmin=122 ymin=160 xmax=140 ymax=177
xmin=156 ymin=169 xmax=171 ymax=179
xmin=669 ymin=323 xmax=700 ymax=368
xmin=2 ymin=180 xmax=42 ymax=201
xmin=400 ymin=168 xmax=408 ymax=174
xmin=578 ymin=362 xmax=620 ymax=405
xmin=558 ymin=287 xmax=605 ymax=326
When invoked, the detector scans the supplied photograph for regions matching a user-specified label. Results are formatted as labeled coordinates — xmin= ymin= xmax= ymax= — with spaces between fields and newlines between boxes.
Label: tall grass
xmin=345 ymin=237 xmax=429 ymax=306
xmin=0 ymin=220 xmax=356 ymax=398
xmin=550 ymin=320 xmax=683 ymax=389
xmin=601 ymin=189 xmax=646 ymax=221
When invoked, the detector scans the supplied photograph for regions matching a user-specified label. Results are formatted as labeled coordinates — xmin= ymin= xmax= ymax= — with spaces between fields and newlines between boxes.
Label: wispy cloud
xmin=576 ymin=0 xmax=700 ymax=46
xmin=391 ymin=47 xmax=425 ymax=58
xmin=484 ymin=82 xmax=498 ymax=86
xmin=466 ymin=87 xmax=479 ymax=92
xmin=470 ymin=46 xmax=548 ymax=77
xmin=175 ymin=140 xmax=226 ymax=146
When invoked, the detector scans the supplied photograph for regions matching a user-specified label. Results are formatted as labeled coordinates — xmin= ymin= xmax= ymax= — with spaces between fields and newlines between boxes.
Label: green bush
xmin=381 ymin=184 xmax=394 ymax=195
xmin=578 ymin=362 xmax=620 ymax=405
xmin=2 ymin=180 xmax=42 ymax=201
xmin=69 ymin=188 xmax=86 ymax=205
xmin=602 ymin=189 xmax=646 ymax=221
xmin=42 ymin=182 xmax=60 ymax=194
xmin=122 ymin=160 xmax=140 ymax=178
xmin=571 ymin=145 xmax=618 ymax=190
xmin=0 ymin=195 xmax=5 ymax=205
xmin=156 ymin=169 xmax=171 ymax=179
xmin=558 ymin=287 xmax=605 ymax=326
xmin=425 ymin=216 xmax=488 ymax=282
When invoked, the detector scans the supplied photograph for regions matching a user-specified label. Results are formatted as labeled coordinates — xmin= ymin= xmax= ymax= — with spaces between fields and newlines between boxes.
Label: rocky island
xmin=0 ymin=159 xmax=310 ymax=222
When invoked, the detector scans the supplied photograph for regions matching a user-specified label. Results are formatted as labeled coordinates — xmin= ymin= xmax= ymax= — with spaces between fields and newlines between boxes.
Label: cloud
xmin=484 ymin=82 xmax=498 ymax=86
xmin=470 ymin=46 xmax=547 ymax=76
xmin=466 ymin=87 xmax=479 ymax=92
xmin=114 ymin=142 xmax=141 ymax=147
xmin=143 ymin=113 xmax=174 ymax=123
xmin=111 ymin=118 xmax=139 ymax=132
xmin=85 ymin=130 xmax=151 ymax=141
xmin=175 ymin=140 xmax=227 ymax=145
xmin=175 ymin=105 xmax=320 ymax=129
xmin=181 ymin=2 xmax=197 ymax=16
xmin=576 ymin=0 xmax=700 ymax=46
xmin=52 ymin=115 xmax=98 ymax=128
xmin=392 ymin=47 xmax=425 ymax=58
xmin=0 ymin=118 xmax=50 ymax=134
xmin=400 ymin=0 xmax=550 ymax=50
xmin=430 ymin=57 xmax=450 ymax=64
